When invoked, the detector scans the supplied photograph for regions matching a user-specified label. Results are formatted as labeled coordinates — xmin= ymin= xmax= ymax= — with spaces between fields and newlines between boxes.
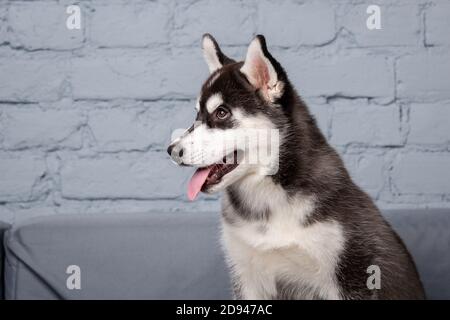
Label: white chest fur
xmin=220 ymin=178 xmax=345 ymax=300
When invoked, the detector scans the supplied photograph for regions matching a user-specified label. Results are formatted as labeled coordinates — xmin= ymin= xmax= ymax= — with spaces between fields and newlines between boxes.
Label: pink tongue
xmin=187 ymin=167 xmax=212 ymax=201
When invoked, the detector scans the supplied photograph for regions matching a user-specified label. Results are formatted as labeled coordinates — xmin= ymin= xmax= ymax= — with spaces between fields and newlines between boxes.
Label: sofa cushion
xmin=4 ymin=212 xmax=230 ymax=299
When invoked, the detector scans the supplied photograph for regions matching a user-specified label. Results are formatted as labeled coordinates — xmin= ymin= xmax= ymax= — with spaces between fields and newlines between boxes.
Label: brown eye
xmin=216 ymin=106 xmax=230 ymax=120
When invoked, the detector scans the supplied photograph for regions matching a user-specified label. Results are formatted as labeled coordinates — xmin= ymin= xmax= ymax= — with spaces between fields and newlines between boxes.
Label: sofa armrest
xmin=0 ymin=221 xmax=11 ymax=300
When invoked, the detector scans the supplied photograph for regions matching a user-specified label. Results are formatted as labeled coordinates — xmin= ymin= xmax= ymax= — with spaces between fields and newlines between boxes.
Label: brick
xmin=71 ymin=49 xmax=206 ymax=99
xmin=392 ymin=153 xmax=450 ymax=194
xmin=342 ymin=153 xmax=385 ymax=198
xmin=0 ymin=156 xmax=46 ymax=202
xmin=2 ymin=107 xmax=84 ymax=150
xmin=425 ymin=2 xmax=450 ymax=46
xmin=8 ymin=2 xmax=83 ymax=50
xmin=408 ymin=102 xmax=450 ymax=144
xmin=90 ymin=3 xmax=170 ymax=47
xmin=330 ymin=100 xmax=402 ymax=146
xmin=278 ymin=51 xmax=394 ymax=98
xmin=339 ymin=3 xmax=420 ymax=46
xmin=71 ymin=54 xmax=162 ymax=100
xmin=60 ymin=153 xmax=192 ymax=199
xmin=173 ymin=0 xmax=254 ymax=46
xmin=0 ymin=58 xmax=67 ymax=102
xmin=88 ymin=107 xmax=151 ymax=152
xmin=397 ymin=53 xmax=450 ymax=100
xmin=88 ymin=102 xmax=195 ymax=151
xmin=257 ymin=1 xmax=335 ymax=46
xmin=0 ymin=5 xmax=7 ymax=45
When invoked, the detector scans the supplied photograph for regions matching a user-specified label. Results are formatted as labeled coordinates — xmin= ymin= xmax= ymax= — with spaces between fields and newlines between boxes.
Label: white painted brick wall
xmin=0 ymin=58 xmax=68 ymax=102
xmin=0 ymin=155 xmax=47 ymax=202
xmin=339 ymin=2 xmax=421 ymax=47
xmin=173 ymin=0 xmax=255 ymax=46
xmin=392 ymin=153 xmax=450 ymax=194
xmin=425 ymin=1 xmax=450 ymax=46
xmin=256 ymin=1 xmax=336 ymax=47
xmin=60 ymin=153 xmax=191 ymax=200
xmin=278 ymin=51 xmax=395 ymax=98
xmin=397 ymin=52 xmax=450 ymax=100
xmin=0 ymin=0 xmax=449 ymax=222
xmin=1 ymin=107 xmax=85 ymax=150
xmin=330 ymin=99 xmax=402 ymax=146
xmin=71 ymin=49 xmax=206 ymax=99
xmin=90 ymin=3 xmax=170 ymax=47
xmin=408 ymin=102 xmax=450 ymax=145
xmin=0 ymin=6 xmax=9 ymax=45
xmin=8 ymin=2 xmax=84 ymax=50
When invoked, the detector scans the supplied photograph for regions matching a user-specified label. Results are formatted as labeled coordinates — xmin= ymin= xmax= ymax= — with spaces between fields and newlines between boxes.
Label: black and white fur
xmin=168 ymin=34 xmax=425 ymax=300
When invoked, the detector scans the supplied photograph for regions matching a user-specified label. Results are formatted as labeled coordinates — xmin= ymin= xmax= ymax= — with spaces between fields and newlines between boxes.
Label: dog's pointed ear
xmin=202 ymin=34 xmax=235 ymax=73
xmin=240 ymin=35 xmax=284 ymax=101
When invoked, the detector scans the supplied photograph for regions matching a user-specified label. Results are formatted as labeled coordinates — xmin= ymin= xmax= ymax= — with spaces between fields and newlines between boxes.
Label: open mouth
xmin=187 ymin=150 xmax=240 ymax=201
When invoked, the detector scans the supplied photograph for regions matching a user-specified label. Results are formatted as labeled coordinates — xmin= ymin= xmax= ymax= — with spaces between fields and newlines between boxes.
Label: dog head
xmin=168 ymin=34 xmax=291 ymax=200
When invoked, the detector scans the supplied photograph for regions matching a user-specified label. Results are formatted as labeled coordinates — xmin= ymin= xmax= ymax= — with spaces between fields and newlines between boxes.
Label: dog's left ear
xmin=202 ymin=34 xmax=235 ymax=73
xmin=240 ymin=35 xmax=284 ymax=102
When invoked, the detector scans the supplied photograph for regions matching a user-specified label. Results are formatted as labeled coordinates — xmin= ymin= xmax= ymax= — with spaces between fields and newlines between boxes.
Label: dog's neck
xmin=225 ymin=172 xmax=316 ymax=224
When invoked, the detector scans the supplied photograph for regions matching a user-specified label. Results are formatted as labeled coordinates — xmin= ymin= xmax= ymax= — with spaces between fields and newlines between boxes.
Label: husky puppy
xmin=167 ymin=34 xmax=425 ymax=300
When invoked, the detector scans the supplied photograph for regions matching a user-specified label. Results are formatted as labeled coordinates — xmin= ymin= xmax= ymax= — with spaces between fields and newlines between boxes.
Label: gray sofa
xmin=1 ymin=210 xmax=449 ymax=299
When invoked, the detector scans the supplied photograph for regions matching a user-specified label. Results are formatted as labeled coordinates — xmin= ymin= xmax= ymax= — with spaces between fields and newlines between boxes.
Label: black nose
xmin=167 ymin=144 xmax=174 ymax=156
xmin=167 ymin=144 xmax=185 ymax=164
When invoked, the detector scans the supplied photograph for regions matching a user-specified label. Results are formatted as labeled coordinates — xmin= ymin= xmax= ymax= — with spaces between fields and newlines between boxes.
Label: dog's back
xmin=320 ymin=182 xmax=425 ymax=299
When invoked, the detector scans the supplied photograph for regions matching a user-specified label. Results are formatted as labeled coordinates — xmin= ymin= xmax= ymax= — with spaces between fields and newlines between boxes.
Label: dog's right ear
xmin=202 ymin=34 xmax=235 ymax=73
